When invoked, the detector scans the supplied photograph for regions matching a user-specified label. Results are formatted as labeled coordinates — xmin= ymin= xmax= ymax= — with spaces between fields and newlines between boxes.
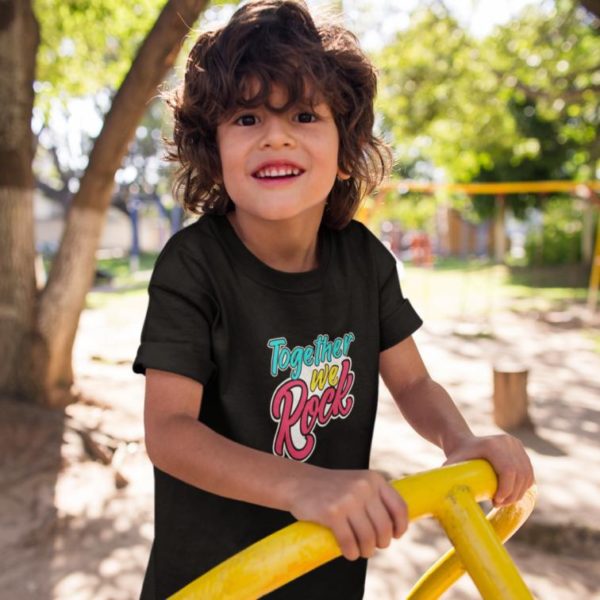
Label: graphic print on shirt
xmin=267 ymin=332 xmax=356 ymax=462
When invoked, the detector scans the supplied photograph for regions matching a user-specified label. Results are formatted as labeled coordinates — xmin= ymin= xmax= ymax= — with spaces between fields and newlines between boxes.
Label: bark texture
xmin=1 ymin=0 xmax=209 ymax=406
xmin=0 ymin=1 xmax=43 ymax=402
xmin=0 ymin=188 xmax=47 ymax=402
xmin=0 ymin=0 xmax=37 ymax=188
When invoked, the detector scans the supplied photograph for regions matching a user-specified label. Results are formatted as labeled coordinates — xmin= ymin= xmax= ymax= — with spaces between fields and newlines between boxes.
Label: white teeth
xmin=255 ymin=166 xmax=301 ymax=178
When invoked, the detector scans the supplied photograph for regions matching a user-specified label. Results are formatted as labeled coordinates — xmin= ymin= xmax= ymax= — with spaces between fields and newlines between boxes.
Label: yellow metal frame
xmin=587 ymin=213 xmax=600 ymax=311
xmin=169 ymin=460 xmax=537 ymax=599
xmin=378 ymin=179 xmax=600 ymax=195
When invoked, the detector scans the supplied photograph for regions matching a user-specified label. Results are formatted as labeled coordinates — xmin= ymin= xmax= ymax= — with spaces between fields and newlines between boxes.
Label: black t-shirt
xmin=133 ymin=213 xmax=422 ymax=599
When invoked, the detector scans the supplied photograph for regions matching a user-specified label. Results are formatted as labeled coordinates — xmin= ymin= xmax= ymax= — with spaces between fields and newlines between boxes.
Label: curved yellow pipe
xmin=169 ymin=460 xmax=534 ymax=600
xmin=435 ymin=485 xmax=535 ymax=599
xmin=407 ymin=485 xmax=537 ymax=599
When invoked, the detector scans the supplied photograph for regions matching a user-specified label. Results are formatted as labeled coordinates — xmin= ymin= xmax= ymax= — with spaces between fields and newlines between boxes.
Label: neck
xmin=226 ymin=208 xmax=325 ymax=273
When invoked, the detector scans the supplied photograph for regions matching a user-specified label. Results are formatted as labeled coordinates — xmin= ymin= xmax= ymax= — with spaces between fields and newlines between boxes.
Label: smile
xmin=252 ymin=164 xmax=305 ymax=179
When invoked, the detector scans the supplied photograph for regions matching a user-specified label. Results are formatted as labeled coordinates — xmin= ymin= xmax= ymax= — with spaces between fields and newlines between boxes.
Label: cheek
xmin=324 ymin=134 xmax=341 ymax=172
xmin=217 ymin=145 xmax=242 ymax=185
xmin=326 ymin=126 xmax=340 ymax=156
xmin=216 ymin=130 xmax=235 ymax=162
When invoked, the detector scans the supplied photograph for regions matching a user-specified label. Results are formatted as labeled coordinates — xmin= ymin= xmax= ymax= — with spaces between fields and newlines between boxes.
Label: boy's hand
xmin=443 ymin=433 xmax=535 ymax=508
xmin=288 ymin=469 xmax=408 ymax=561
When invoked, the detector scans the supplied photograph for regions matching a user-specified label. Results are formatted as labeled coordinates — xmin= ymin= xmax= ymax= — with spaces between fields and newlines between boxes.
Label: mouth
xmin=252 ymin=164 xmax=305 ymax=180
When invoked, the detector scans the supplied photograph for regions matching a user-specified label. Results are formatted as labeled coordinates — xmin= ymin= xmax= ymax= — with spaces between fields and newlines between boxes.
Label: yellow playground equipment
xmin=170 ymin=460 xmax=537 ymax=599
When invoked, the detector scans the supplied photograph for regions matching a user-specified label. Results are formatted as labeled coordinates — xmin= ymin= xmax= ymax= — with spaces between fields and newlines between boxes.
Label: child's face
xmin=216 ymin=80 xmax=345 ymax=225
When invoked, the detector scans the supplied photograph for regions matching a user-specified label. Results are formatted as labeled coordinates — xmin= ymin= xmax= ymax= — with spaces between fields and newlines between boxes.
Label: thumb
xmin=442 ymin=447 xmax=476 ymax=467
xmin=442 ymin=453 xmax=459 ymax=467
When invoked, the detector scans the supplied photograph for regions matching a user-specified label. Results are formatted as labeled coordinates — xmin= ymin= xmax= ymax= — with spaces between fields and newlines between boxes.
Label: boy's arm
xmin=144 ymin=368 xmax=312 ymax=511
xmin=379 ymin=336 xmax=534 ymax=507
xmin=144 ymin=368 xmax=408 ymax=561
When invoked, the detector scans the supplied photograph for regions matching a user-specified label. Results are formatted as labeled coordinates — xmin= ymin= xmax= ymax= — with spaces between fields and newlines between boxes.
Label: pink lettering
xmin=270 ymin=358 xmax=356 ymax=461
xmin=270 ymin=379 xmax=314 ymax=458
xmin=332 ymin=359 xmax=354 ymax=417
xmin=317 ymin=388 xmax=335 ymax=424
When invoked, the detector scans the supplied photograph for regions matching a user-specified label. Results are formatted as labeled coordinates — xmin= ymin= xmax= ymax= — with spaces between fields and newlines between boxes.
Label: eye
xmin=296 ymin=112 xmax=317 ymax=123
xmin=234 ymin=114 xmax=258 ymax=126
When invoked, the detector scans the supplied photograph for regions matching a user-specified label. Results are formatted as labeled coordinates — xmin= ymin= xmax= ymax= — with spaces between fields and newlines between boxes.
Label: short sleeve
xmin=132 ymin=235 xmax=217 ymax=385
xmin=364 ymin=226 xmax=423 ymax=351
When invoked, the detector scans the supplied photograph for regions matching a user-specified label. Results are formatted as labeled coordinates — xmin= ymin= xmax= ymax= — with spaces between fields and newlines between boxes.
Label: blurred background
xmin=0 ymin=0 xmax=599 ymax=598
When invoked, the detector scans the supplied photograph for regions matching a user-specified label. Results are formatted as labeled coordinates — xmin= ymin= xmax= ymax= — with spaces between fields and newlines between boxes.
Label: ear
xmin=337 ymin=168 xmax=351 ymax=181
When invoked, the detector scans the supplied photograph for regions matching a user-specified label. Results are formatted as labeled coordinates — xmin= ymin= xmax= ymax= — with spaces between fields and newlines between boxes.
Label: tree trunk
xmin=1 ymin=0 xmax=210 ymax=406
xmin=492 ymin=361 xmax=532 ymax=431
xmin=0 ymin=1 xmax=45 ymax=403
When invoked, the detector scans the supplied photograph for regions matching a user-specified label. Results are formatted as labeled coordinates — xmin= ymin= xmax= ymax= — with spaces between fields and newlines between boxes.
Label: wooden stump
xmin=493 ymin=361 xmax=532 ymax=430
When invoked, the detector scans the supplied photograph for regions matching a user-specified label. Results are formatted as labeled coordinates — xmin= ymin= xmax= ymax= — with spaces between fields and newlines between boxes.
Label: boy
xmin=132 ymin=1 xmax=534 ymax=598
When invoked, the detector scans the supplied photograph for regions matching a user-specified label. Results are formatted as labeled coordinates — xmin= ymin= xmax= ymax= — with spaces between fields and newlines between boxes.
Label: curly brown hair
xmin=166 ymin=0 xmax=392 ymax=229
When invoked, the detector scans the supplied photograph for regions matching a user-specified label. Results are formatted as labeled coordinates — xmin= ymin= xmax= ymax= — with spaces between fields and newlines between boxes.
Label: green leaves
xmin=34 ymin=0 xmax=165 ymax=111
xmin=374 ymin=0 xmax=599 ymax=219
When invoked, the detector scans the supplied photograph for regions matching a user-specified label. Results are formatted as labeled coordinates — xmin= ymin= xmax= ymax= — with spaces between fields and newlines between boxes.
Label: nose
xmin=259 ymin=114 xmax=296 ymax=149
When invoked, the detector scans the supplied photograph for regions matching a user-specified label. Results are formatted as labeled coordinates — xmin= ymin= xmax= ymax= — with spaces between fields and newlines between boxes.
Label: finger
xmin=528 ymin=469 xmax=536 ymax=489
xmin=524 ymin=454 xmax=536 ymax=489
xmin=507 ymin=449 xmax=535 ymax=504
xmin=348 ymin=512 xmax=377 ymax=559
xmin=514 ymin=464 xmax=532 ymax=503
xmin=379 ymin=484 xmax=408 ymax=539
xmin=365 ymin=498 xmax=394 ymax=549
xmin=505 ymin=477 xmax=526 ymax=505
xmin=333 ymin=518 xmax=360 ymax=561
xmin=510 ymin=459 xmax=535 ymax=504
xmin=494 ymin=468 xmax=516 ymax=506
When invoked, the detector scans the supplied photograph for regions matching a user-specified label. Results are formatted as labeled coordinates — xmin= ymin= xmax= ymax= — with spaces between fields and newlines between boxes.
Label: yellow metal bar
xmin=379 ymin=179 xmax=600 ymax=195
xmin=407 ymin=486 xmax=537 ymax=599
xmin=389 ymin=459 xmax=497 ymax=521
xmin=436 ymin=486 xmax=534 ymax=600
xmin=587 ymin=214 xmax=600 ymax=311
xmin=169 ymin=461 xmax=534 ymax=600
xmin=169 ymin=519 xmax=338 ymax=600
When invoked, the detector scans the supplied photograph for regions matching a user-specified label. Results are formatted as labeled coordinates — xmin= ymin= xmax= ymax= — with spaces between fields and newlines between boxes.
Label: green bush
xmin=525 ymin=197 xmax=582 ymax=265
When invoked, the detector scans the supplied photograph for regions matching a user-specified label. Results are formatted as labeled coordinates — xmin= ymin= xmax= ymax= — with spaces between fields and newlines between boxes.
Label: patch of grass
xmin=401 ymin=259 xmax=588 ymax=319
xmin=508 ymin=264 xmax=588 ymax=289
xmin=428 ymin=256 xmax=494 ymax=272
xmin=43 ymin=252 xmax=159 ymax=290
xmin=504 ymin=284 xmax=587 ymax=302
xmin=86 ymin=286 xmax=148 ymax=310
xmin=96 ymin=251 xmax=158 ymax=278
xmin=87 ymin=252 xmax=158 ymax=310
xmin=86 ymin=289 xmax=151 ymax=328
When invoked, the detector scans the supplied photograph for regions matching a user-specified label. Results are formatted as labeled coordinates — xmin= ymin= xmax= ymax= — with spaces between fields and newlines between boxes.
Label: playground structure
xmin=169 ymin=460 xmax=537 ymax=600
xmin=358 ymin=179 xmax=600 ymax=310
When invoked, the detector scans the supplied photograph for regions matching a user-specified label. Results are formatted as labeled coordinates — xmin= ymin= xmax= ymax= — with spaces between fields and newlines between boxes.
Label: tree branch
xmin=579 ymin=0 xmax=600 ymax=22
xmin=38 ymin=0 xmax=210 ymax=371
xmin=36 ymin=179 xmax=68 ymax=205
xmin=48 ymin=144 xmax=72 ymax=188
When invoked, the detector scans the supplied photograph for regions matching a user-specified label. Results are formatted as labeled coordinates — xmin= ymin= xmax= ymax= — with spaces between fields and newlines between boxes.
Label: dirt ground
xmin=1 ymin=289 xmax=599 ymax=599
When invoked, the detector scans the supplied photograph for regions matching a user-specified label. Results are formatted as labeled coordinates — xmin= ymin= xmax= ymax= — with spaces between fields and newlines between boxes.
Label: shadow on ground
xmin=0 ymin=397 xmax=151 ymax=600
